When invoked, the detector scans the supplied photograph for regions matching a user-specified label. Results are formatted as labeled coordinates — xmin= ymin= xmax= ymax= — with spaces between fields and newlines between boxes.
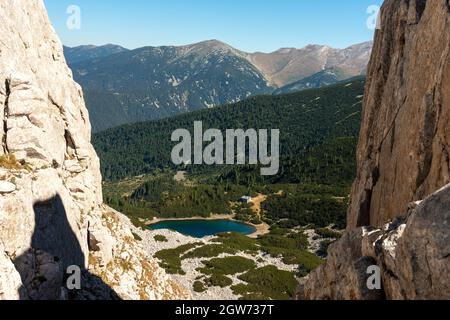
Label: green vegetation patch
xmin=205 ymin=274 xmax=233 ymax=288
xmin=193 ymin=281 xmax=207 ymax=293
xmin=231 ymin=266 xmax=298 ymax=300
xmin=132 ymin=232 xmax=142 ymax=241
xmin=213 ymin=232 xmax=260 ymax=253
xmin=154 ymin=243 xmax=200 ymax=275
xmin=198 ymin=256 xmax=256 ymax=276
xmin=183 ymin=233 xmax=260 ymax=259
xmin=315 ymin=227 xmax=342 ymax=239
xmin=154 ymin=234 xmax=168 ymax=242
xmin=317 ymin=239 xmax=335 ymax=258
xmin=263 ymin=184 xmax=349 ymax=229
xmin=258 ymin=231 xmax=308 ymax=251
xmin=262 ymin=245 xmax=323 ymax=271
xmin=183 ymin=244 xmax=236 ymax=259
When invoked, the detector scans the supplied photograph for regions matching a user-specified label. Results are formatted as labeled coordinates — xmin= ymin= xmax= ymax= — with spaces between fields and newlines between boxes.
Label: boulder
xmin=304 ymin=184 xmax=450 ymax=300
xmin=0 ymin=181 xmax=16 ymax=194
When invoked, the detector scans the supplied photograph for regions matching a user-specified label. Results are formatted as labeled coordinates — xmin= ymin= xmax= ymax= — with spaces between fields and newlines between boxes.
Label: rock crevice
xmin=349 ymin=0 xmax=450 ymax=228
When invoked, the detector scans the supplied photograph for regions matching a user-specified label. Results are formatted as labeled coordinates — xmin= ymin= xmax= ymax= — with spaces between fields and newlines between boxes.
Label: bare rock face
xmin=349 ymin=0 xmax=450 ymax=228
xmin=303 ymin=0 xmax=450 ymax=300
xmin=0 ymin=0 xmax=189 ymax=300
xmin=304 ymin=184 xmax=450 ymax=300
xmin=0 ymin=245 xmax=23 ymax=300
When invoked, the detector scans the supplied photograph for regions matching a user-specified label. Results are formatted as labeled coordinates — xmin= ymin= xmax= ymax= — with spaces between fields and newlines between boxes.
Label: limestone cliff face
xmin=303 ymin=0 xmax=450 ymax=300
xmin=349 ymin=0 xmax=450 ymax=228
xmin=0 ymin=0 xmax=189 ymax=300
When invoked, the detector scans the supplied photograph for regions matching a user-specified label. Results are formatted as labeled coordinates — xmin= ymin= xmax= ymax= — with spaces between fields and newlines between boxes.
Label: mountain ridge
xmin=65 ymin=40 xmax=371 ymax=132
xmin=64 ymin=44 xmax=129 ymax=64
xmin=65 ymin=39 xmax=372 ymax=89
xmin=93 ymin=77 xmax=365 ymax=182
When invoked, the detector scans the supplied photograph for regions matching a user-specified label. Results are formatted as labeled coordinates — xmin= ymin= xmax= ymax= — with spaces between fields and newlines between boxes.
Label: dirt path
xmin=247 ymin=194 xmax=270 ymax=238
xmin=174 ymin=171 xmax=187 ymax=182
xmin=251 ymin=194 xmax=267 ymax=218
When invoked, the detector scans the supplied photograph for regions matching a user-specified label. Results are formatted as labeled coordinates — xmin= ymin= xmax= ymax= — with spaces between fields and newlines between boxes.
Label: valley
xmin=1 ymin=0 xmax=448 ymax=303
xmin=94 ymin=78 xmax=363 ymax=299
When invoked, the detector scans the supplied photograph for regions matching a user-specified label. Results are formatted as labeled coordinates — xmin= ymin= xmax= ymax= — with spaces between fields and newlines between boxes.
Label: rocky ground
xmin=127 ymin=223 xmax=300 ymax=300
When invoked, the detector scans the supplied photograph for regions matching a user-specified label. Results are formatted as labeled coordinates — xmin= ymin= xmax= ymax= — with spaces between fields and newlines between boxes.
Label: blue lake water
xmin=148 ymin=219 xmax=256 ymax=238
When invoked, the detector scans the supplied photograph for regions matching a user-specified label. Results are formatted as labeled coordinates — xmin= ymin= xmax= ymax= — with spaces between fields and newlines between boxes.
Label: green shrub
xmin=315 ymin=228 xmax=342 ymax=239
xmin=132 ymin=232 xmax=142 ymax=241
xmin=205 ymin=274 xmax=233 ymax=288
xmin=193 ymin=281 xmax=207 ymax=293
xmin=317 ymin=239 xmax=335 ymax=257
xmin=185 ymin=233 xmax=260 ymax=259
xmin=261 ymin=245 xmax=323 ymax=271
xmin=183 ymin=244 xmax=236 ymax=259
xmin=198 ymin=256 xmax=256 ymax=276
xmin=231 ymin=266 xmax=298 ymax=300
xmin=213 ymin=233 xmax=260 ymax=253
xmin=154 ymin=235 xmax=168 ymax=242
xmin=155 ymin=243 xmax=199 ymax=274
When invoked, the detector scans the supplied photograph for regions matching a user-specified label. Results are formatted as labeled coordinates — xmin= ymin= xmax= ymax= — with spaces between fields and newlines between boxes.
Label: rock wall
xmin=304 ymin=185 xmax=450 ymax=300
xmin=303 ymin=0 xmax=450 ymax=300
xmin=349 ymin=0 xmax=450 ymax=228
xmin=0 ymin=0 xmax=189 ymax=300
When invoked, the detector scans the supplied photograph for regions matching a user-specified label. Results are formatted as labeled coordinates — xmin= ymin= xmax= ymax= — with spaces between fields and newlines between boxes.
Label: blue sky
xmin=44 ymin=0 xmax=384 ymax=52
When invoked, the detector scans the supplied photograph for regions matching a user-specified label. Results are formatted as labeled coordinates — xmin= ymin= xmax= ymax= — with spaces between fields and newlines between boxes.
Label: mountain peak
xmin=64 ymin=44 xmax=129 ymax=64
xmin=186 ymin=39 xmax=239 ymax=52
xmin=246 ymin=42 xmax=372 ymax=87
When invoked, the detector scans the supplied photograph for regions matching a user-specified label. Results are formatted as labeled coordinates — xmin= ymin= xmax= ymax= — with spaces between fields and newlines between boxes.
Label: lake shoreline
xmin=145 ymin=214 xmax=270 ymax=238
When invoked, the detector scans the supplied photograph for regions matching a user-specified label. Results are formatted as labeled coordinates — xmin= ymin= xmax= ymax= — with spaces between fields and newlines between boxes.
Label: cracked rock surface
xmin=0 ymin=0 xmax=190 ymax=300
xmin=348 ymin=0 xmax=450 ymax=228
xmin=303 ymin=0 xmax=450 ymax=300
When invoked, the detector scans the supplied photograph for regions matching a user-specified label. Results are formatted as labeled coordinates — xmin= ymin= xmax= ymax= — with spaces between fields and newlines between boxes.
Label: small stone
xmin=0 ymin=169 xmax=9 ymax=180
xmin=0 ymin=181 xmax=16 ymax=193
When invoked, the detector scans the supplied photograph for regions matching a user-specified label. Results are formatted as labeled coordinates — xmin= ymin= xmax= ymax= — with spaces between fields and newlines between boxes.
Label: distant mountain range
xmin=64 ymin=40 xmax=372 ymax=132
xmin=94 ymin=77 xmax=365 ymax=182
xmin=246 ymin=42 xmax=371 ymax=88
xmin=63 ymin=44 xmax=129 ymax=64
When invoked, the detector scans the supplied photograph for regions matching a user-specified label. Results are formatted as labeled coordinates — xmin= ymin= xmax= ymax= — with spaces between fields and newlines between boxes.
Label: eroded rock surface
xmin=349 ymin=0 xmax=450 ymax=228
xmin=304 ymin=185 xmax=450 ymax=300
xmin=304 ymin=0 xmax=450 ymax=300
xmin=0 ymin=0 xmax=189 ymax=300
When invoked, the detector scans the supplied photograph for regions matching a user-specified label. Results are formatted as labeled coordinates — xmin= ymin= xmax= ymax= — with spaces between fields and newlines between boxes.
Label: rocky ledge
xmin=302 ymin=183 xmax=450 ymax=300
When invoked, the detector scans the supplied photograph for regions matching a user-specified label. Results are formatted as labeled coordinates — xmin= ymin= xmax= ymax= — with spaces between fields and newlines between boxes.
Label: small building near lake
xmin=240 ymin=196 xmax=253 ymax=204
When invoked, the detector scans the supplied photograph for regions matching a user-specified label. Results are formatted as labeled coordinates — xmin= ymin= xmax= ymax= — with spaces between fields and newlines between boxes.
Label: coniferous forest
xmin=94 ymin=77 xmax=365 ymax=230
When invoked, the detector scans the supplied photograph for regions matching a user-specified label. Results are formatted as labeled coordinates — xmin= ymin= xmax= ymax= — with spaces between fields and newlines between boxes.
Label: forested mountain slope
xmin=94 ymin=77 xmax=365 ymax=184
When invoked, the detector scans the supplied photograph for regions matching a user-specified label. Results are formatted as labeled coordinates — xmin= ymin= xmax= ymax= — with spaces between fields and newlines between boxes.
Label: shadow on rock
xmin=13 ymin=194 xmax=120 ymax=300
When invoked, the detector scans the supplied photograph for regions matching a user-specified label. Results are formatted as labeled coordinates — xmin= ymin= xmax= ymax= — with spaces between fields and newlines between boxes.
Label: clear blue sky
xmin=44 ymin=0 xmax=384 ymax=52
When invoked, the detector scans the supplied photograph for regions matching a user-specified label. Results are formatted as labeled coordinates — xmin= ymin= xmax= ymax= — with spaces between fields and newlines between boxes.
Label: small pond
xmin=148 ymin=219 xmax=256 ymax=238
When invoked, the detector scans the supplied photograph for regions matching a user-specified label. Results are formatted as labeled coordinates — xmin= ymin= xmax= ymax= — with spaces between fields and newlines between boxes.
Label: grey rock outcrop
xmin=0 ymin=0 xmax=189 ymax=300
xmin=303 ymin=0 xmax=450 ymax=300
xmin=349 ymin=0 xmax=450 ymax=228
xmin=304 ymin=184 xmax=450 ymax=300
